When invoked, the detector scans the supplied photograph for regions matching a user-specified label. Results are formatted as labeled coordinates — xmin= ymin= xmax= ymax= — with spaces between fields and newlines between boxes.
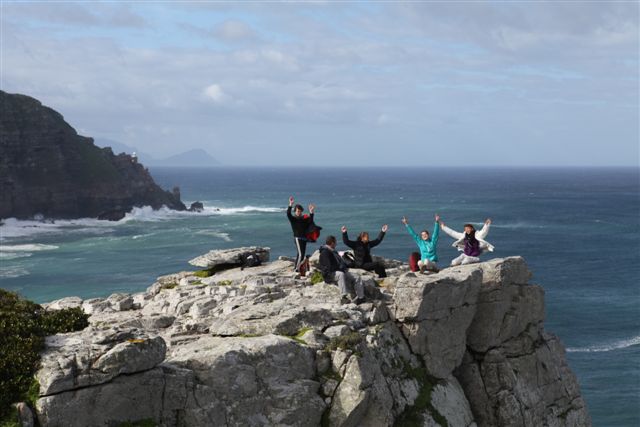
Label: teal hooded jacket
xmin=405 ymin=222 xmax=440 ymax=262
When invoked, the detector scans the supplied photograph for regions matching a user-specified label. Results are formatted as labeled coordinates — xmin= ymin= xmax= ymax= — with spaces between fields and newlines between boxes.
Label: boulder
xmin=37 ymin=329 xmax=166 ymax=396
xmin=188 ymin=246 xmax=270 ymax=269
xmin=188 ymin=201 xmax=204 ymax=212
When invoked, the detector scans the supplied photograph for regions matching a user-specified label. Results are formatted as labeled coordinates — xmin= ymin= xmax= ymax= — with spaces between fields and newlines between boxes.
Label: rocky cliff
xmin=0 ymin=91 xmax=185 ymax=220
xmin=28 ymin=250 xmax=591 ymax=426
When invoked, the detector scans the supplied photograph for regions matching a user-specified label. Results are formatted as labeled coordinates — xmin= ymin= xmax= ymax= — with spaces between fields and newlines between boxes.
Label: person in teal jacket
xmin=402 ymin=214 xmax=441 ymax=273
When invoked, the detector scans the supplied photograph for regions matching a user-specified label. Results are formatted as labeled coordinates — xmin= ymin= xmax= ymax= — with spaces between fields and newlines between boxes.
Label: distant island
xmin=0 ymin=91 xmax=186 ymax=221
xmin=94 ymin=139 xmax=220 ymax=168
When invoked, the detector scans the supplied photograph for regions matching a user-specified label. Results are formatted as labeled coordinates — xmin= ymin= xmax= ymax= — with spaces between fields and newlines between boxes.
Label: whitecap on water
xmin=195 ymin=230 xmax=232 ymax=241
xmin=0 ymin=243 xmax=59 ymax=252
xmin=567 ymin=335 xmax=640 ymax=353
xmin=0 ymin=266 xmax=30 ymax=278
xmin=0 ymin=252 xmax=32 ymax=260
xmin=0 ymin=217 xmax=115 ymax=239
xmin=0 ymin=205 xmax=283 ymax=239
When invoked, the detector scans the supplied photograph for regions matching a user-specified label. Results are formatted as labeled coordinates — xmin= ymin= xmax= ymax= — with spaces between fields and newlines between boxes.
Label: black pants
xmin=294 ymin=238 xmax=307 ymax=271
xmin=359 ymin=261 xmax=387 ymax=278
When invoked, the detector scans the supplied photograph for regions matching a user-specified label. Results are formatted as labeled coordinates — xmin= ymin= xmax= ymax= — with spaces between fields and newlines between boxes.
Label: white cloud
xmin=1 ymin=2 xmax=636 ymax=165
xmin=203 ymin=84 xmax=227 ymax=103
xmin=214 ymin=20 xmax=255 ymax=41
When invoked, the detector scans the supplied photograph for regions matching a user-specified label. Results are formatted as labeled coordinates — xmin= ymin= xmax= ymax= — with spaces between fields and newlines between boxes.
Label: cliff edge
xmin=29 ymin=252 xmax=591 ymax=426
xmin=0 ymin=91 xmax=185 ymax=220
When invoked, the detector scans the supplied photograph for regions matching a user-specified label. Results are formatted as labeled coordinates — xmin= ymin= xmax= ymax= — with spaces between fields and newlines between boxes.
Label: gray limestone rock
xmin=188 ymin=246 xmax=270 ymax=268
xmin=37 ymin=329 xmax=166 ymax=396
xmin=43 ymin=296 xmax=83 ymax=311
xmin=393 ymin=268 xmax=482 ymax=378
xmin=31 ymin=255 xmax=590 ymax=427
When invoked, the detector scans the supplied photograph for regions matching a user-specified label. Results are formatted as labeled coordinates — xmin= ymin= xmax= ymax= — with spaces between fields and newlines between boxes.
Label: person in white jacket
xmin=440 ymin=218 xmax=494 ymax=266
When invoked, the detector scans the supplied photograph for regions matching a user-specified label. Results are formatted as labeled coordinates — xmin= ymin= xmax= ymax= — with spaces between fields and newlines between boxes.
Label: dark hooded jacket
xmin=318 ymin=245 xmax=347 ymax=282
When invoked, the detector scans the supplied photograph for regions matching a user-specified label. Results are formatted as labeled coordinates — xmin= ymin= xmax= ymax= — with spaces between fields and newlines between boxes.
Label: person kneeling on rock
xmin=318 ymin=235 xmax=366 ymax=305
xmin=402 ymin=214 xmax=441 ymax=273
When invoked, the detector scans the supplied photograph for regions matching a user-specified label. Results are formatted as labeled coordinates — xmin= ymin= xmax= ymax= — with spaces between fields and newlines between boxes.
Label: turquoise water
xmin=1 ymin=167 xmax=638 ymax=426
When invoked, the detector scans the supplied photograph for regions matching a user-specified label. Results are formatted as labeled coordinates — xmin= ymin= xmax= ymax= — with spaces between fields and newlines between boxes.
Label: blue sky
xmin=2 ymin=1 xmax=638 ymax=166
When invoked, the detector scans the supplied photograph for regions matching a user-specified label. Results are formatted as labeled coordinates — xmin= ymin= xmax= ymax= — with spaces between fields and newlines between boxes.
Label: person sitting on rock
xmin=402 ymin=214 xmax=441 ymax=273
xmin=318 ymin=235 xmax=366 ymax=304
xmin=287 ymin=196 xmax=315 ymax=272
xmin=341 ymin=224 xmax=388 ymax=278
xmin=440 ymin=218 xmax=494 ymax=266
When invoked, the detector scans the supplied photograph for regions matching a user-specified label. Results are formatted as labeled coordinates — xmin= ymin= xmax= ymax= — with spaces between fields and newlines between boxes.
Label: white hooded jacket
xmin=441 ymin=223 xmax=495 ymax=253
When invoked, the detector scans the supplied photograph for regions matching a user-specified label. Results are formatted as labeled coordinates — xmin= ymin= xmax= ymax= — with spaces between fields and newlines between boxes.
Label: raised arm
xmin=431 ymin=214 xmax=440 ymax=244
xmin=476 ymin=218 xmax=491 ymax=239
xmin=440 ymin=222 xmax=464 ymax=240
xmin=287 ymin=197 xmax=294 ymax=221
xmin=341 ymin=226 xmax=356 ymax=249
xmin=405 ymin=224 xmax=421 ymax=245
xmin=308 ymin=204 xmax=315 ymax=221
xmin=369 ymin=224 xmax=387 ymax=248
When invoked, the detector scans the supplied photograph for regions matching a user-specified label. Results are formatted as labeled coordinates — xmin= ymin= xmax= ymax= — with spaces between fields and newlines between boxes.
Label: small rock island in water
xmin=0 ymin=90 xmax=185 ymax=221
xmin=22 ymin=248 xmax=590 ymax=426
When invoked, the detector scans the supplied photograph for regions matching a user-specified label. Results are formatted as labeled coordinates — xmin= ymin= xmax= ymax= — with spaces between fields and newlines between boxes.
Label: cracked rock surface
xmin=34 ymin=250 xmax=590 ymax=426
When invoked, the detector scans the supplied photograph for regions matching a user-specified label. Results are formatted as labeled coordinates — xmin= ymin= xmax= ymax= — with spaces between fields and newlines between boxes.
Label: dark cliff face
xmin=0 ymin=91 xmax=186 ymax=220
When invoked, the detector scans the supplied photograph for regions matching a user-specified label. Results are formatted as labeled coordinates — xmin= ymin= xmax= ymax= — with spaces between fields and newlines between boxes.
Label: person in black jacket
xmin=318 ymin=235 xmax=365 ymax=304
xmin=341 ymin=224 xmax=388 ymax=278
xmin=287 ymin=196 xmax=315 ymax=272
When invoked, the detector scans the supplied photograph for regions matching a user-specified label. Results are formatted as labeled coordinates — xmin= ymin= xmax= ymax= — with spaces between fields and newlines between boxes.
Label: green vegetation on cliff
xmin=0 ymin=289 xmax=89 ymax=421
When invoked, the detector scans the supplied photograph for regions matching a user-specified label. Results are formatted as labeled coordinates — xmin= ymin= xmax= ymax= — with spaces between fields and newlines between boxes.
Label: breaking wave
xmin=0 ymin=205 xmax=283 ymax=238
xmin=567 ymin=335 xmax=640 ymax=353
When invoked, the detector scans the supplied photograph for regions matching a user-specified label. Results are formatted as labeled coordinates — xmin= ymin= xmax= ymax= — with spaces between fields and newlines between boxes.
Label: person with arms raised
xmin=286 ymin=196 xmax=315 ymax=272
xmin=440 ymin=218 xmax=494 ymax=266
xmin=402 ymin=214 xmax=441 ymax=273
xmin=341 ymin=224 xmax=388 ymax=278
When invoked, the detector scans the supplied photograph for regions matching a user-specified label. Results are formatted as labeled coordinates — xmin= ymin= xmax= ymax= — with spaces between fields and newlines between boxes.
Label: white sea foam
xmin=0 ymin=244 xmax=59 ymax=252
xmin=0 ymin=205 xmax=282 ymax=239
xmin=195 ymin=230 xmax=232 ymax=241
xmin=0 ymin=217 xmax=114 ymax=239
xmin=0 ymin=252 xmax=32 ymax=260
xmin=567 ymin=335 xmax=640 ymax=353
xmin=0 ymin=266 xmax=30 ymax=278
xmin=120 ymin=205 xmax=282 ymax=222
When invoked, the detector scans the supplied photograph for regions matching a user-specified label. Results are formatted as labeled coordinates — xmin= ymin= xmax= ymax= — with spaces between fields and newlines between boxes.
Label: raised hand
xmin=308 ymin=204 xmax=316 ymax=214
xmin=401 ymin=216 xmax=408 ymax=225
xmin=289 ymin=196 xmax=294 ymax=206
xmin=341 ymin=226 xmax=347 ymax=233
xmin=485 ymin=218 xmax=492 ymax=225
xmin=381 ymin=224 xmax=388 ymax=233
xmin=435 ymin=213 xmax=441 ymax=222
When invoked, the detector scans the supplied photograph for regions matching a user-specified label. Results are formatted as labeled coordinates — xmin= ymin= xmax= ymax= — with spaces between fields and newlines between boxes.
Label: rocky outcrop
xmin=188 ymin=246 xmax=271 ymax=269
xmin=0 ymin=91 xmax=186 ymax=220
xmin=32 ymin=251 xmax=591 ymax=426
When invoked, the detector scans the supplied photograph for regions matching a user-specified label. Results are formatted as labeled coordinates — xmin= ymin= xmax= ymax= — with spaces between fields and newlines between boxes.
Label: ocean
xmin=0 ymin=166 xmax=638 ymax=426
